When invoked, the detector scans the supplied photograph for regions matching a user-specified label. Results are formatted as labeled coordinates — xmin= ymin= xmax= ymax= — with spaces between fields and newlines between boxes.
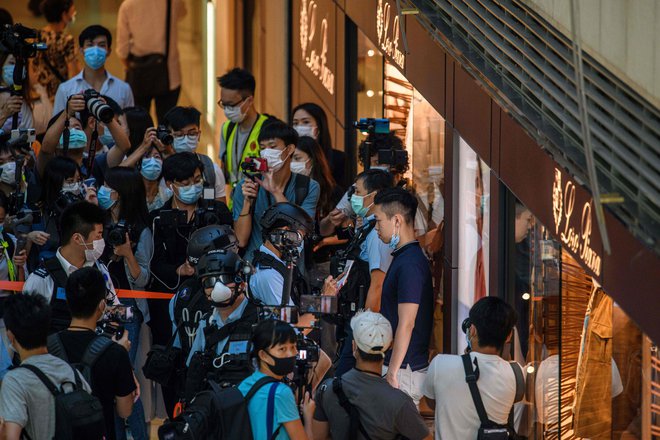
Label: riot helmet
xmin=259 ymin=202 xmax=313 ymax=255
xmin=186 ymin=224 xmax=238 ymax=266
xmin=196 ymin=249 xmax=251 ymax=307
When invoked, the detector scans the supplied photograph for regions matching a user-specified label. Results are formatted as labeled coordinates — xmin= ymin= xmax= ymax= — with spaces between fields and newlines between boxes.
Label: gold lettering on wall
xmin=299 ymin=0 xmax=335 ymax=95
xmin=376 ymin=0 xmax=405 ymax=70
xmin=552 ymin=168 xmax=602 ymax=276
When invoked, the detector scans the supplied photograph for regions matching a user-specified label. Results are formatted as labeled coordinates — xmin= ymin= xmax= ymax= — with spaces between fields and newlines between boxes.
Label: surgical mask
xmin=0 ymin=162 xmax=16 ymax=185
xmin=351 ymin=193 xmax=372 ymax=218
xmin=290 ymin=160 xmax=310 ymax=176
xmin=224 ymin=103 xmax=247 ymax=124
xmin=2 ymin=64 xmax=14 ymax=87
xmin=99 ymin=131 xmax=115 ymax=147
xmin=82 ymin=238 xmax=105 ymax=262
xmin=59 ymin=128 xmax=88 ymax=149
xmin=97 ymin=185 xmax=116 ymax=210
xmin=388 ymin=222 xmax=400 ymax=250
xmin=210 ymin=281 xmax=239 ymax=307
xmin=172 ymin=135 xmax=198 ymax=153
xmin=62 ymin=181 xmax=82 ymax=194
xmin=83 ymin=46 xmax=107 ymax=70
xmin=265 ymin=351 xmax=296 ymax=376
xmin=260 ymin=148 xmax=289 ymax=172
xmin=293 ymin=125 xmax=317 ymax=139
xmin=140 ymin=157 xmax=162 ymax=181
xmin=174 ymin=182 xmax=203 ymax=205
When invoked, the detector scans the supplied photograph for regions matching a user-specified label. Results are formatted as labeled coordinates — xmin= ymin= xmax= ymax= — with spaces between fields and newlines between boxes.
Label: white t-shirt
xmin=423 ymin=352 xmax=517 ymax=440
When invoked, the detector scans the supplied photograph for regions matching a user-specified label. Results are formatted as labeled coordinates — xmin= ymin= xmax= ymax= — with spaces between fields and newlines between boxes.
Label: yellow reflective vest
xmin=221 ymin=114 xmax=269 ymax=186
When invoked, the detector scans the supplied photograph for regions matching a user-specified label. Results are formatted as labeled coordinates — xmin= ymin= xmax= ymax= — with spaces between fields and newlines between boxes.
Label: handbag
xmin=142 ymin=320 xmax=183 ymax=387
xmin=125 ymin=0 xmax=171 ymax=97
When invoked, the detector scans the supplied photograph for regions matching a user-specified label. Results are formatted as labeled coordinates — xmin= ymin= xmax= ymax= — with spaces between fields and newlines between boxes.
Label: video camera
xmin=95 ymin=304 xmax=134 ymax=340
xmin=354 ymin=118 xmax=390 ymax=135
xmin=0 ymin=24 xmax=46 ymax=60
xmin=96 ymin=321 xmax=125 ymax=340
xmin=83 ymin=89 xmax=114 ymax=123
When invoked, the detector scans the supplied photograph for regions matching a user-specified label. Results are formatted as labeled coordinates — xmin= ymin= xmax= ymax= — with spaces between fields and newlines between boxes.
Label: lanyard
xmin=1 ymin=240 xmax=16 ymax=282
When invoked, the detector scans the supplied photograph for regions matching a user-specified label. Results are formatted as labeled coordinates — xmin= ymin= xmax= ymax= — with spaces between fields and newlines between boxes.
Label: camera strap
xmin=85 ymin=120 xmax=99 ymax=178
xmin=332 ymin=377 xmax=372 ymax=440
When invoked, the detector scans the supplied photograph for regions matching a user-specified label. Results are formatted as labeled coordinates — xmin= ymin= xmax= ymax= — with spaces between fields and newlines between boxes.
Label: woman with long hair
xmin=98 ymin=166 xmax=151 ymax=440
xmin=291 ymin=102 xmax=347 ymax=188
xmin=239 ymin=320 xmax=314 ymax=440
xmin=0 ymin=53 xmax=35 ymax=133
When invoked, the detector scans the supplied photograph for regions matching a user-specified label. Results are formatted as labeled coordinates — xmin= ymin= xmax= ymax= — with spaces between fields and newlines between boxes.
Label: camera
xmin=96 ymin=321 xmax=125 ymax=340
xmin=354 ymin=118 xmax=390 ymax=135
xmin=297 ymin=335 xmax=320 ymax=363
xmin=83 ymin=89 xmax=114 ymax=123
xmin=107 ymin=220 xmax=131 ymax=247
xmin=0 ymin=24 xmax=46 ymax=60
xmin=378 ymin=148 xmax=409 ymax=169
xmin=10 ymin=128 xmax=36 ymax=144
xmin=51 ymin=190 xmax=83 ymax=218
xmin=156 ymin=125 xmax=173 ymax=145
xmin=103 ymin=304 xmax=134 ymax=323
xmin=241 ymin=157 xmax=268 ymax=174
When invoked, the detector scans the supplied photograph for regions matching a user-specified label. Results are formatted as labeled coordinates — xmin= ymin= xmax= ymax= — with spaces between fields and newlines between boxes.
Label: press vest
xmin=221 ymin=114 xmax=269 ymax=185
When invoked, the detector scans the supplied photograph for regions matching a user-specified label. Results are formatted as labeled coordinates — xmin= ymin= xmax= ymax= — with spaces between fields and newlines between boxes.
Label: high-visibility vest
xmin=222 ymin=114 xmax=269 ymax=185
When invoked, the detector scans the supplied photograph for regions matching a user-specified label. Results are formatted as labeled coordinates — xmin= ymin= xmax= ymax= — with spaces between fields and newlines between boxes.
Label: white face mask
xmin=290 ymin=160 xmax=310 ymax=176
xmin=260 ymin=148 xmax=289 ymax=172
xmin=294 ymin=125 xmax=317 ymax=139
xmin=0 ymin=162 xmax=16 ymax=185
xmin=224 ymin=102 xmax=247 ymax=124
xmin=211 ymin=281 xmax=233 ymax=304
xmin=62 ymin=181 xmax=82 ymax=194
xmin=82 ymin=238 xmax=105 ymax=262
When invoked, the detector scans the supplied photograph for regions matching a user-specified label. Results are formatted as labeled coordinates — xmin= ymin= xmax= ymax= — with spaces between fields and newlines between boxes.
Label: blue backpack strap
xmin=266 ymin=382 xmax=282 ymax=440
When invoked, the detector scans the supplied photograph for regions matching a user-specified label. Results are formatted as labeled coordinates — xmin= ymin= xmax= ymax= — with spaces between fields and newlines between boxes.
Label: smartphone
xmin=84 ymin=177 xmax=97 ymax=188
xmin=335 ymin=260 xmax=354 ymax=290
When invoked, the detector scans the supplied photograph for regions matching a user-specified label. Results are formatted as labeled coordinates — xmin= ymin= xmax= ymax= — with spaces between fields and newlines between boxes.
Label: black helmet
xmin=187 ymin=225 xmax=238 ymax=265
xmin=196 ymin=249 xmax=250 ymax=283
xmin=260 ymin=202 xmax=314 ymax=236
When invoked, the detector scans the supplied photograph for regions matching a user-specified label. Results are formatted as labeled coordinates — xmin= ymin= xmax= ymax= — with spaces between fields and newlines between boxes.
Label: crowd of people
xmin=0 ymin=2 xmax=526 ymax=439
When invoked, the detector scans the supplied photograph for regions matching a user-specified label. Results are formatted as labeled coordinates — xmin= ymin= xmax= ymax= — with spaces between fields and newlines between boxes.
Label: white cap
xmin=350 ymin=310 xmax=393 ymax=357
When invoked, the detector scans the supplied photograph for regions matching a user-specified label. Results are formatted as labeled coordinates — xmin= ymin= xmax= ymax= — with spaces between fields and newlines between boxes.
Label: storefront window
xmin=456 ymin=136 xmax=490 ymax=352
xmin=356 ymin=29 xmax=383 ymax=168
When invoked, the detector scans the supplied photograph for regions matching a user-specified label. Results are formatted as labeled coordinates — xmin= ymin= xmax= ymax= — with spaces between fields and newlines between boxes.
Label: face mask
xmin=293 ymin=125 xmax=317 ymax=139
xmin=224 ymin=102 xmax=247 ymax=124
xmin=210 ymin=281 xmax=239 ymax=307
xmin=62 ymin=181 xmax=82 ymax=194
xmin=140 ymin=157 xmax=162 ymax=181
xmin=388 ymin=222 xmax=400 ymax=250
xmin=260 ymin=148 xmax=289 ymax=172
xmin=99 ymin=131 xmax=115 ymax=147
xmin=2 ymin=65 xmax=14 ymax=87
xmin=174 ymin=182 xmax=203 ymax=205
xmin=82 ymin=238 xmax=105 ymax=262
xmin=465 ymin=331 xmax=472 ymax=351
xmin=290 ymin=160 xmax=310 ymax=176
xmin=83 ymin=46 xmax=107 ymax=70
xmin=351 ymin=193 xmax=372 ymax=218
xmin=0 ymin=162 xmax=16 ymax=185
xmin=59 ymin=128 xmax=88 ymax=149
xmin=97 ymin=185 xmax=116 ymax=210
xmin=265 ymin=351 xmax=296 ymax=376
xmin=172 ymin=135 xmax=198 ymax=153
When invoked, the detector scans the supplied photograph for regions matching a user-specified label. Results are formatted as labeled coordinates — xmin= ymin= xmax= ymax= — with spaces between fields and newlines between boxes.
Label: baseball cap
xmin=351 ymin=310 xmax=393 ymax=357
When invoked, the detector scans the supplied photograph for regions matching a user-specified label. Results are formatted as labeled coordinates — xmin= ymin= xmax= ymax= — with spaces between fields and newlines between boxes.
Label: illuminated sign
xmin=299 ymin=0 xmax=335 ymax=95
xmin=552 ymin=168 xmax=602 ymax=276
xmin=376 ymin=0 xmax=405 ymax=70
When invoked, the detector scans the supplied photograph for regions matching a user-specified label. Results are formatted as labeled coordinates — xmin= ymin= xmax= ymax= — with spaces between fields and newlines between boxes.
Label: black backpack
xmin=159 ymin=376 xmax=282 ymax=440
xmin=47 ymin=333 xmax=114 ymax=388
xmin=20 ymin=363 xmax=106 ymax=439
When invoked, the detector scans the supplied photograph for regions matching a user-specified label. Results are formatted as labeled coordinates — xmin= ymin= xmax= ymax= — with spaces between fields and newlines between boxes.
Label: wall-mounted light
xmin=367 ymin=49 xmax=375 ymax=57
xmin=522 ymin=292 xmax=531 ymax=301
xmin=526 ymin=365 xmax=535 ymax=374
xmin=366 ymin=89 xmax=375 ymax=98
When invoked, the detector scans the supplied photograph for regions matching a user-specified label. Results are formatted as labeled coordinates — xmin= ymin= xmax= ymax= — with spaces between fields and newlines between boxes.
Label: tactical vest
xmin=221 ymin=114 xmax=269 ymax=185
xmin=252 ymin=250 xmax=309 ymax=307
xmin=172 ymin=278 xmax=212 ymax=358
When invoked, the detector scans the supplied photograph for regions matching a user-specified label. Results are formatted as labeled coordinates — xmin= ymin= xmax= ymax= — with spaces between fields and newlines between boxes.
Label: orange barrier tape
xmin=0 ymin=281 xmax=173 ymax=299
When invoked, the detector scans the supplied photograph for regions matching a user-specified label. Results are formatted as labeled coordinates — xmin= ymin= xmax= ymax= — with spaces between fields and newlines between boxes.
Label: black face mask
xmin=265 ymin=351 xmax=296 ymax=376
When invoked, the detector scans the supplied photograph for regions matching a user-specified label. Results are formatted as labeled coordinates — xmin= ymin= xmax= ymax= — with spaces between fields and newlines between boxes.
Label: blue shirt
xmin=231 ymin=173 xmax=319 ymax=261
xmin=381 ymin=241 xmax=434 ymax=371
xmin=185 ymin=297 xmax=249 ymax=366
xmin=53 ymin=70 xmax=134 ymax=116
xmin=238 ymin=371 xmax=300 ymax=440
xmin=359 ymin=216 xmax=393 ymax=272
xmin=249 ymin=245 xmax=294 ymax=307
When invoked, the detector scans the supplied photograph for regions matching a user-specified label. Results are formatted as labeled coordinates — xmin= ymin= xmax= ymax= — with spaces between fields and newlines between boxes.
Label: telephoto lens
xmin=83 ymin=89 xmax=114 ymax=123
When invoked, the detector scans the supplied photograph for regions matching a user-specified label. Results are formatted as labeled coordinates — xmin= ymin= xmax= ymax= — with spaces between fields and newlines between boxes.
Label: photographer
xmin=23 ymin=201 xmax=118 ymax=333
xmin=48 ymin=266 xmax=137 ymax=440
xmin=313 ymin=311 xmax=431 ymax=440
xmin=233 ymin=119 xmax=319 ymax=261
xmin=96 ymin=166 xmax=151 ymax=439
xmin=183 ymin=249 xmax=258 ymax=399
xmin=373 ymin=187 xmax=434 ymax=405
xmin=238 ymin=319 xmax=314 ymax=440
xmin=53 ymin=25 xmax=134 ymax=115
xmin=0 ymin=53 xmax=34 ymax=132
xmin=333 ymin=169 xmax=393 ymax=376
xmin=0 ymin=140 xmax=24 ymax=199
xmin=164 ymin=106 xmax=226 ymax=203
xmin=422 ymin=297 xmax=519 ymax=439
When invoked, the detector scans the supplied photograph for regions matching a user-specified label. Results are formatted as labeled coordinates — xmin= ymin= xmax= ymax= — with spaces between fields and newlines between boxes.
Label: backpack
xmin=159 ymin=376 xmax=282 ymax=440
xmin=461 ymin=353 xmax=525 ymax=440
xmin=41 ymin=258 xmax=73 ymax=334
xmin=197 ymin=154 xmax=217 ymax=196
xmin=47 ymin=333 xmax=114 ymax=388
xmin=20 ymin=363 xmax=106 ymax=439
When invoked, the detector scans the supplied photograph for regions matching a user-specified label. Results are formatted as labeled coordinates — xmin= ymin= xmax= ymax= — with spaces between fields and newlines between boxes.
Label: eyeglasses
xmin=218 ymin=97 xmax=247 ymax=109
xmin=173 ymin=131 xmax=200 ymax=140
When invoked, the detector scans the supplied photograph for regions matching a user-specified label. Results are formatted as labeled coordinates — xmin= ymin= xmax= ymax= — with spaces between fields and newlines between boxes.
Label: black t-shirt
xmin=57 ymin=330 xmax=136 ymax=440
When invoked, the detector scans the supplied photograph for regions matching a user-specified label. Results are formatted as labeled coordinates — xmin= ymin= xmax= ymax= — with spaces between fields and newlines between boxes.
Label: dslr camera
xmin=83 ymin=89 xmax=114 ymax=123
xmin=156 ymin=125 xmax=173 ymax=145
xmin=107 ymin=220 xmax=132 ymax=247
